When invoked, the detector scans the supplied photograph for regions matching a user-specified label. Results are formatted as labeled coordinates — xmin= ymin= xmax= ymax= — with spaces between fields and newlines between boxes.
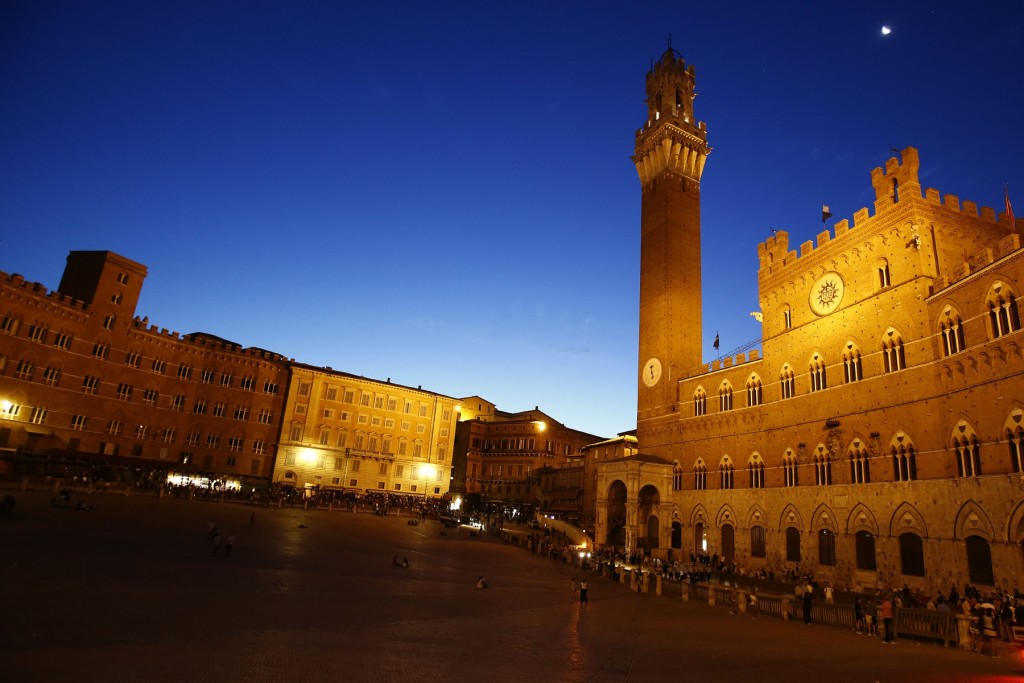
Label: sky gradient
xmin=2 ymin=1 xmax=1022 ymax=438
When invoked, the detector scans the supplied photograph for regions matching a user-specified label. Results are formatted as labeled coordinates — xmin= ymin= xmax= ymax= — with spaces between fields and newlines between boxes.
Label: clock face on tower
xmin=809 ymin=271 xmax=845 ymax=316
xmin=642 ymin=357 xmax=662 ymax=387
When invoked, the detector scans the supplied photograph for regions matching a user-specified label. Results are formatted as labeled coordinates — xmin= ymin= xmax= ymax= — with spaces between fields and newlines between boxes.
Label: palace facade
xmin=0 ymin=251 xmax=289 ymax=486
xmin=595 ymin=48 xmax=1024 ymax=597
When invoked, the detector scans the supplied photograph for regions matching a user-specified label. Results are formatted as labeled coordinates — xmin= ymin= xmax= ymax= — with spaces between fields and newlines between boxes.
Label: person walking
xmin=579 ymin=580 xmax=589 ymax=606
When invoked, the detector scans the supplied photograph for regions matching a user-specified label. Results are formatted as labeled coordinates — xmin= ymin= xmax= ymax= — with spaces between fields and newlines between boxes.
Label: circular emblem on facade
xmin=641 ymin=357 xmax=662 ymax=387
xmin=809 ymin=271 xmax=845 ymax=316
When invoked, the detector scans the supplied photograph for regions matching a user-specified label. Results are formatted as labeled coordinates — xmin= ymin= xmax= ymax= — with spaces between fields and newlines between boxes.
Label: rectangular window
xmin=42 ymin=366 xmax=61 ymax=386
xmin=16 ymin=360 xmax=35 ymax=380
xmin=419 ymin=404 xmax=427 ymax=417
xmin=253 ymin=440 xmax=266 ymax=455
xmin=151 ymin=359 xmax=166 ymax=374
xmin=107 ymin=419 xmax=123 ymax=436
xmin=53 ymin=332 xmax=72 ymax=349
xmin=177 ymin=365 xmax=193 ymax=380
xmin=220 ymin=372 xmax=234 ymax=387
xmin=28 ymin=324 xmax=48 ymax=342
xmin=143 ymin=389 xmax=158 ymax=405
xmin=233 ymin=406 xmax=250 ymax=421
xmin=212 ymin=403 xmax=226 ymax=418
xmin=0 ymin=316 xmax=20 ymax=335
xmin=30 ymin=406 xmax=47 ymax=424
xmin=239 ymin=375 xmax=256 ymax=391
xmin=323 ymin=408 xmax=334 ymax=419
xmin=70 ymin=414 xmax=88 ymax=431
xmin=116 ymin=272 xmax=128 ymax=284
xmin=201 ymin=369 xmax=215 ymax=384
xmin=193 ymin=400 xmax=207 ymax=415
xmin=374 ymin=396 xmax=384 ymax=409
xmin=413 ymin=443 xmax=422 ymax=458
xmin=319 ymin=429 xmax=330 ymax=445
xmin=351 ymin=460 xmax=360 ymax=473
xmin=326 ymin=387 xmax=338 ymax=401
xmin=186 ymin=432 xmax=200 ymax=446
xmin=93 ymin=344 xmax=109 ymax=359
xmin=289 ymin=425 xmax=303 ymax=441
xmin=206 ymin=434 xmax=220 ymax=448
xmin=334 ymin=457 xmax=344 ymax=471
xmin=337 ymin=432 xmax=347 ymax=448
xmin=258 ymin=409 xmax=273 ymax=425
xmin=343 ymin=390 xmax=354 ymax=403
xmin=227 ymin=437 xmax=243 ymax=452
xmin=102 ymin=315 xmax=116 ymax=331
xmin=361 ymin=394 xmax=371 ymax=407
xmin=251 ymin=459 xmax=262 ymax=475
xmin=387 ymin=398 xmax=397 ymax=411
xmin=379 ymin=462 xmax=388 ymax=475
xmin=751 ymin=526 xmax=766 ymax=558
xmin=172 ymin=394 xmax=185 ymax=411
xmin=134 ymin=423 xmax=148 ymax=439
xmin=116 ymin=383 xmax=133 ymax=401
xmin=162 ymin=429 xmax=176 ymax=443
xmin=295 ymin=403 xmax=307 ymax=415
xmin=263 ymin=381 xmax=278 ymax=395
xmin=297 ymin=382 xmax=311 ymax=397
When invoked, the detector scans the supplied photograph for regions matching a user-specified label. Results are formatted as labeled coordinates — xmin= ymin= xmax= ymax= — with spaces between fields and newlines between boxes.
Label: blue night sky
xmin=2 ymin=1 xmax=1022 ymax=438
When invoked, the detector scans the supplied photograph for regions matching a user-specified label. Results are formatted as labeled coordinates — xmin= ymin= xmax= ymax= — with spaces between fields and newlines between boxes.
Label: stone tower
xmin=634 ymin=48 xmax=710 ymax=421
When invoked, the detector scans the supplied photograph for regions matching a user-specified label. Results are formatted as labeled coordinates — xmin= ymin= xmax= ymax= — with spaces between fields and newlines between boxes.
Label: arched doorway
xmin=605 ymin=480 xmax=627 ymax=547
xmin=721 ymin=524 xmax=735 ymax=564
xmin=637 ymin=484 xmax=660 ymax=553
xmin=966 ymin=535 xmax=994 ymax=586
xmin=694 ymin=522 xmax=707 ymax=556
xmin=671 ymin=521 xmax=682 ymax=549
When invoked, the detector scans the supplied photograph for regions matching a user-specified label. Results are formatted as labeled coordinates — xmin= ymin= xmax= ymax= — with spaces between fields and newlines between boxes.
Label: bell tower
xmin=634 ymin=47 xmax=710 ymax=421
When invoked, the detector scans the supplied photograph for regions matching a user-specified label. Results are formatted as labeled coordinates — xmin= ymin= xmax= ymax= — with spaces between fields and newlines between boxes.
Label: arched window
xmin=940 ymin=307 xmax=966 ymax=356
xmin=693 ymin=459 xmax=707 ymax=491
xmin=987 ymin=283 xmax=1021 ymax=338
xmin=748 ymin=454 xmax=765 ymax=489
xmin=782 ymin=305 xmax=793 ymax=330
xmin=849 ymin=439 xmax=871 ymax=484
xmin=818 ymin=529 xmax=837 ymax=566
xmin=899 ymin=532 xmax=925 ymax=577
xmin=891 ymin=435 xmax=917 ymax=482
xmin=785 ymin=527 xmax=801 ymax=563
xmin=783 ymin=449 xmax=799 ymax=487
xmin=952 ymin=422 xmax=982 ymax=478
xmin=813 ymin=445 xmax=832 ymax=486
xmin=809 ymin=354 xmax=827 ymax=392
xmin=693 ymin=387 xmax=707 ymax=417
xmin=966 ymin=535 xmax=994 ymax=586
xmin=855 ymin=530 xmax=876 ymax=571
xmin=877 ymin=259 xmax=891 ymax=289
xmin=842 ymin=342 xmax=862 ymax=383
xmin=719 ymin=456 xmax=734 ymax=490
xmin=779 ymin=364 xmax=795 ymax=399
xmin=746 ymin=374 xmax=763 ymax=407
xmin=1007 ymin=413 xmax=1024 ymax=473
xmin=719 ymin=382 xmax=733 ymax=412
xmin=672 ymin=461 xmax=683 ymax=491
xmin=882 ymin=329 xmax=906 ymax=373
xmin=751 ymin=525 xmax=767 ymax=558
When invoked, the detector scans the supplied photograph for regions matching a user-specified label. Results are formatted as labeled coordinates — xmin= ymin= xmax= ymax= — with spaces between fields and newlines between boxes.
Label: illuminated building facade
xmin=0 ymin=251 xmax=288 ymax=484
xmin=455 ymin=397 xmax=604 ymax=507
xmin=596 ymin=47 xmax=1024 ymax=596
xmin=271 ymin=363 xmax=459 ymax=497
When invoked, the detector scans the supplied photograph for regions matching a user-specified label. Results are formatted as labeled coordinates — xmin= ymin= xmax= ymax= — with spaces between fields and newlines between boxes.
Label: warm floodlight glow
xmin=534 ymin=420 xmax=546 ymax=432
xmin=420 ymin=464 xmax=437 ymax=479
xmin=0 ymin=400 xmax=10 ymax=413
xmin=881 ymin=26 xmax=891 ymax=35
xmin=298 ymin=448 xmax=318 ymax=465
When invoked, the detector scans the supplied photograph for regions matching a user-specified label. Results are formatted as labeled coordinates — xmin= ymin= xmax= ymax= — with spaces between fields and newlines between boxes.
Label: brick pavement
xmin=1 ymin=489 xmax=1021 ymax=682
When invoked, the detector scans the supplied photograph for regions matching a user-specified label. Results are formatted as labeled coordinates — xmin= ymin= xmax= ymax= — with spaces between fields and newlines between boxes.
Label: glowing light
xmin=298 ymin=448 xmax=318 ymax=465
xmin=535 ymin=421 xmax=546 ymax=432
xmin=881 ymin=26 xmax=891 ymax=35
xmin=0 ymin=400 xmax=10 ymax=413
xmin=420 ymin=464 xmax=437 ymax=479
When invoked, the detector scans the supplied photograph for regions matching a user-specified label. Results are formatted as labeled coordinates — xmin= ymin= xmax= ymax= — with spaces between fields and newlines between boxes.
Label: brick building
xmin=595 ymin=47 xmax=1024 ymax=597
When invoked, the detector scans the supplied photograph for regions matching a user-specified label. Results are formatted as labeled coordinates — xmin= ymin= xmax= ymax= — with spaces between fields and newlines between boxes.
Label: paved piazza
xmin=1 ymin=489 xmax=1021 ymax=683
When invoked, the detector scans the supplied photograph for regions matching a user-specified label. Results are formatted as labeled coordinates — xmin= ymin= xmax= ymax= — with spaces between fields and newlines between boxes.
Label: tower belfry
xmin=634 ymin=47 xmax=710 ymax=421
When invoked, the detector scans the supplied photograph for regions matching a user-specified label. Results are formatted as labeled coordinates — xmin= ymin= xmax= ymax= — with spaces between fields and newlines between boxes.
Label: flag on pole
xmin=713 ymin=332 xmax=720 ymax=350
xmin=1006 ymin=185 xmax=1016 ymax=230
xmin=822 ymin=205 xmax=832 ymax=223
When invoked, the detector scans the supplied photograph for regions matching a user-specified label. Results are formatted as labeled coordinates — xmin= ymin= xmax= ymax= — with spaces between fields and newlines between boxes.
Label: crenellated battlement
xmin=0 ymin=269 xmax=90 ymax=311
xmin=757 ymin=147 xmax=1017 ymax=277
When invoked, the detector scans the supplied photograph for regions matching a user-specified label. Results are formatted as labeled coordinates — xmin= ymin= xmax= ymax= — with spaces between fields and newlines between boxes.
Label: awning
xmin=23 ymin=425 xmax=51 ymax=436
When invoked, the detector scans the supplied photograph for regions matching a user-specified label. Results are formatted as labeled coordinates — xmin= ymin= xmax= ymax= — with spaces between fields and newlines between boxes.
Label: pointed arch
xmin=1006 ymin=498 xmax=1024 ymax=544
xmin=746 ymin=503 xmax=769 ymax=528
xmin=778 ymin=503 xmax=804 ymax=532
xmin=810 ymin=503 xmax=839 ymax=533
xmin=1004 ymin=407 xmax=1024 ymax=473
xmin=841 ymin=340 xmax=863 ymax=383
xmin=846 ymin=502 xmax=880 ymax=536
xmin=715 ymin=503 xmax=738 ymax=528
xmin=779 ymin=362 xmax=796 ymax=399
xmin=951 ymin=419 xmax=982 ymax=478
xmin=745 ymin=373 xmax=763 ymax=407
xmin=693 ymin=385 xmax=707 ymax=416
xmin=889 ymin=502 xmax=928 ymax=538
xmin=689 ymin=503 xmax=710 ymax=528
xmin=953 ymin=500 xmax=995 ymax=541
xmin=881 ymin=327 xmax=907 ymax=373
xmin=938 ymin=303 xmax=967 ymax=356
xmin=718 ymin=380 xmax=734 ymax=412
xmin=985 ymin=280 xmax=1021 ymax=338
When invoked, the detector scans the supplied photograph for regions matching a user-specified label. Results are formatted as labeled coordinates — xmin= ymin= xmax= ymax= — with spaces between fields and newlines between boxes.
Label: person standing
xmin=854 ymin=597 xmax=865 ymax=634
xmin=880 ymin=594 xmax=895 ymax=644
xmin=579 ymin=580 xmax=589 ymax=606
xmin=802 ymin=590 xmax=813 ymax=625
